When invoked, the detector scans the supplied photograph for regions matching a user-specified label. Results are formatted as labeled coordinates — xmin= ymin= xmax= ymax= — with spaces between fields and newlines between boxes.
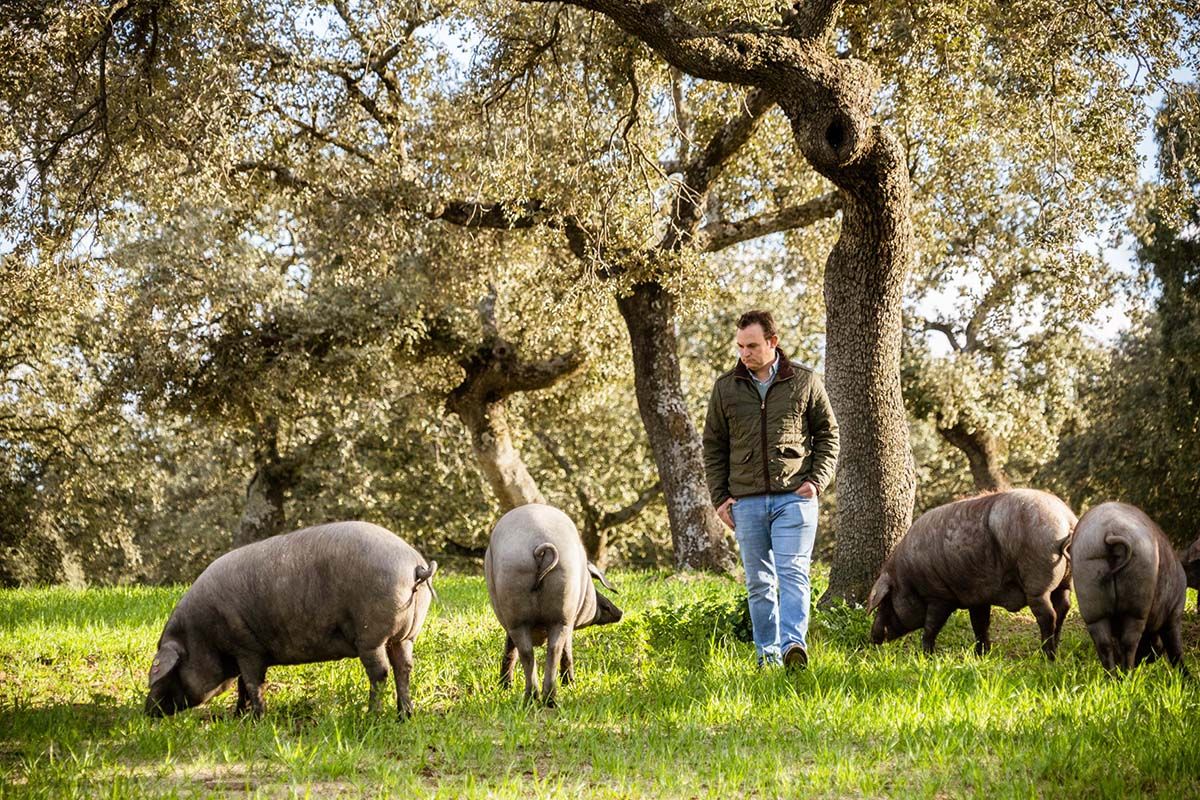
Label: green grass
xmin=2 ymin=570 xmax=1198 ymax=798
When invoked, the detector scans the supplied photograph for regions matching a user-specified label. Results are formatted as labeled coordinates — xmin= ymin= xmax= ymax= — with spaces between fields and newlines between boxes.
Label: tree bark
xmin=450 ymin=395 xmax=547 ymax=512
xmin=814 ymin=130 xmax=917 ymax=605
xmin=234 ymin=458 xmax=292 ymax=548
xmin=937 ymin=421 xmax=1011 ymax=492
xmin=618 ymin=282 xmax=737 ymax=571
xmin=444 ymin=334 xmax=582 ymax=514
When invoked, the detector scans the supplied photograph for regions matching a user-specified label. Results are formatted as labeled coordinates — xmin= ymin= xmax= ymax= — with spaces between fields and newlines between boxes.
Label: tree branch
xmin=697 ymin=190 xmax=840 ymax=251
xmin=429 ymin=199 xmax=594 ymax=260
xmin=533 ymin=430 xmax=601 ymax=520
xmin=504 ymin=351 xmax=586 ymax=393
xmin=668 ymin=67 xmax=694 ymax=165
xmin=264 ymin=98 xmax=377 ymax=164
xmin=519 ymin=0 xmax=804 ymax=85
xmin=598 ymin=480 xmax=662 ymax=529
xmin=517 ymin=0 xmax=879 ymax=173
xmin=921 ymin=320 xmax=963 ymax=352
xmin=660 ymin=88 xmax=773 ymax=251
xmin=534 ymin=430 xmax=661 ymax=531
xmin=964 ymin=267 xmax=1041 ymax=351
xmin=483 ymin=12 xmax=563 ymax=111
xmin=781 ymin=0 xmax=845 ymax=43
xmin=230 ymin=160 xmax=312 ymax=190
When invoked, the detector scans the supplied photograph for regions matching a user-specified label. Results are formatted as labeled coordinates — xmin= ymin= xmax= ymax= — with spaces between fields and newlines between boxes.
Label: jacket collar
xmin=733 ymin=347 xmax=796 ymax=382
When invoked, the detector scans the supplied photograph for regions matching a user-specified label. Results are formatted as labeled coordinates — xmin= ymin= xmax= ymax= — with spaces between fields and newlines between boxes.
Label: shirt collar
xmin=752 ymin=352 xmax=780 ymax=384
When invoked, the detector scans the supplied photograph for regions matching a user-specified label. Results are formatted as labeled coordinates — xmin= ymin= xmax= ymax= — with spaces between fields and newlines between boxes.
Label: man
xmin=702 ymin=310 xmax=839 ymax=668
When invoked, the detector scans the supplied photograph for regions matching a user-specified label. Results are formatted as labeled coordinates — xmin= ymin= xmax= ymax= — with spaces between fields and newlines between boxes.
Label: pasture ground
xmin=2 ymin=568 xmax=1198 ymax=798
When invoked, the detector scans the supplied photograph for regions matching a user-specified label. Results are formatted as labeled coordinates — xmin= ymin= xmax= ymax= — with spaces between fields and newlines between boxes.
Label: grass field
xmin=2 ymin=568 xmax=1197 ymax=798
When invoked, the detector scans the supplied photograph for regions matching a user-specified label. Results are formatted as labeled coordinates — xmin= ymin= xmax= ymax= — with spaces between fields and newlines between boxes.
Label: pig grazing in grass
xmin=1070 ymin=502 xmax=1188 ymax=674
xmin=867 ymin=489 xmax=1075 ymax=658
xmin=485 ymin=504 xmax=622 ymax=707
xmin=145 ymin=522 xmax=436 ymax=718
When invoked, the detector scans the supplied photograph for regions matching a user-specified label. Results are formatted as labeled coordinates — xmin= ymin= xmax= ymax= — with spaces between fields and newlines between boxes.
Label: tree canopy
xmin=2 ymin=2 xmax=1198 ymax=585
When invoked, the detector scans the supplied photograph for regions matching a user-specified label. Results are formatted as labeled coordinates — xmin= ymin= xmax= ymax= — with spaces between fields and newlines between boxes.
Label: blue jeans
xmin=731 ymin=492 xmax=818 ymax=660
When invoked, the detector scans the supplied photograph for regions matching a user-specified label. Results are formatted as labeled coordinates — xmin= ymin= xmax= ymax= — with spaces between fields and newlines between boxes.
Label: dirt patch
xmin=154 ymin=766 xmax=361 ymax=798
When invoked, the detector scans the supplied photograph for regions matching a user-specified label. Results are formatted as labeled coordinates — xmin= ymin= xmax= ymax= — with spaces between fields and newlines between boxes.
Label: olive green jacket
xmin=702 ymin=349 xmax=840 ymax=507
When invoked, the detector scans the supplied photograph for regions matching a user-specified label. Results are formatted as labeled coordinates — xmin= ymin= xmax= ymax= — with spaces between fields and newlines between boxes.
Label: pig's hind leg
xmin=1085 ymin=618 xmax=1119 ymax=672
xmin=1160 ymin=617 xmax=1191 ymax=678
xmin=1135 ymin=633 xmax=1162 ymax=666
xmin=500 ymin=634 xmax=518 ymax=689
xmin=541 ymin=624 xmax=567 ymax=708
xmin=559 ymin=635 xmax=575 ymax=685
xmin=1115 ymin=615 xmax=1148 ymax=671
xmin=385 ymin=637 xmax=415 ymax=719
xmin=1049 ymin=584 xmax=1071 ymax=652
xmin=359 ymin=644 xmax=391 ymax=713
xmin=510 ymin=627 xmax=538 ymax=704
xmin=1027 ymin=593 xmax=1060 ymax=660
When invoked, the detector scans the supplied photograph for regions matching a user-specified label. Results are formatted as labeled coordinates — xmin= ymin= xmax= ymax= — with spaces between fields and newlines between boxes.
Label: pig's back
xmin=189 ymin=522 xmax=423 ymax=664
xmin=486 ymin=505 xmax=587 ymax=626
xmin=892 ymin=493 xmax=1006 ymax=603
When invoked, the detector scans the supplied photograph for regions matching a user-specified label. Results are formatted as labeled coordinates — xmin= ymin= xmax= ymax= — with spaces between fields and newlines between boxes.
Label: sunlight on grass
xmin=2 ymin=575 xmax=1198 ymax=798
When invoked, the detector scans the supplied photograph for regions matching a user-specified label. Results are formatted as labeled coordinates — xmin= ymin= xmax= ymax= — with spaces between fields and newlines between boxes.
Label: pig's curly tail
xmin=532 ymin=543 xmax=559 ymax=592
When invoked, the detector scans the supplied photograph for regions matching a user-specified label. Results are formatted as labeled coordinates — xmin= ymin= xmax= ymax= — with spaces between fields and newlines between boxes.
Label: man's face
xmin=736 ymin=323 xmax=778 ymax=373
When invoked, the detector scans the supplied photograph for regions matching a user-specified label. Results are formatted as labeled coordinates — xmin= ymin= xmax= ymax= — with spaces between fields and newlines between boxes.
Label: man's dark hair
xmin=737 ymin=310 xmax=777 ymax=339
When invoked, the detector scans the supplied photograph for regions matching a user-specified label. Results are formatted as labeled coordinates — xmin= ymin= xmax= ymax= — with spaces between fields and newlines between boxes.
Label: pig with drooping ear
xmin=867 ymin=489 xmax=1075 ymax=658
xmin=146 ymin=521 xmax=436 ymax=718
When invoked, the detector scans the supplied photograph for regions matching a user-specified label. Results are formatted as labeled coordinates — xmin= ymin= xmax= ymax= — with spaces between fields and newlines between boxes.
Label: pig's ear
xmin=588 ymin=562 xmax=617 ymax=592
xmin=866 ymin=573 xmax=891 ymax=614
xmin=149 ymin=641 xmax=185 ymax=687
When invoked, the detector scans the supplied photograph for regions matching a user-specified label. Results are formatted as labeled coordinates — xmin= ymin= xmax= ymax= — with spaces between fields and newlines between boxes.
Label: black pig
xmin=146 ymin=521 xmax=436 ymax=718
xmin=867 ymin=489 xmax=1075 ymax=657
xmin=1071 ymin=502 xmax=1188 ymax=674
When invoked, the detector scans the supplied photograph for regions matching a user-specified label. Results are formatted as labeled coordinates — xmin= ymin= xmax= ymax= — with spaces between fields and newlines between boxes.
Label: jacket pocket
xmin=776 ymin=444 xmax=809 ymax=485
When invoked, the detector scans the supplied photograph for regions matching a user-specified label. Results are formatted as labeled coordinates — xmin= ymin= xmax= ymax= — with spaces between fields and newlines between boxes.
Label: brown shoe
xmin=783 ymin=643 xmax=808 ymax=670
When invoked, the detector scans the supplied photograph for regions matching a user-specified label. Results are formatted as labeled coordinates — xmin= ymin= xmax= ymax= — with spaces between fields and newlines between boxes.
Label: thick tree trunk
xmin=234 ymin=460 xmax=291 ymax=549
xmin=506 ymin=0 xmax=917 ymax=584
xmin=938 ymin=421 xmax=1011 ymax=492
xmin=618 ymin=281 xmax=737 ymax=571
xmin=814 ymin=132 xmax=917 ymax=605
xmin=452 ymin=398 xmax=546 ymax=512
